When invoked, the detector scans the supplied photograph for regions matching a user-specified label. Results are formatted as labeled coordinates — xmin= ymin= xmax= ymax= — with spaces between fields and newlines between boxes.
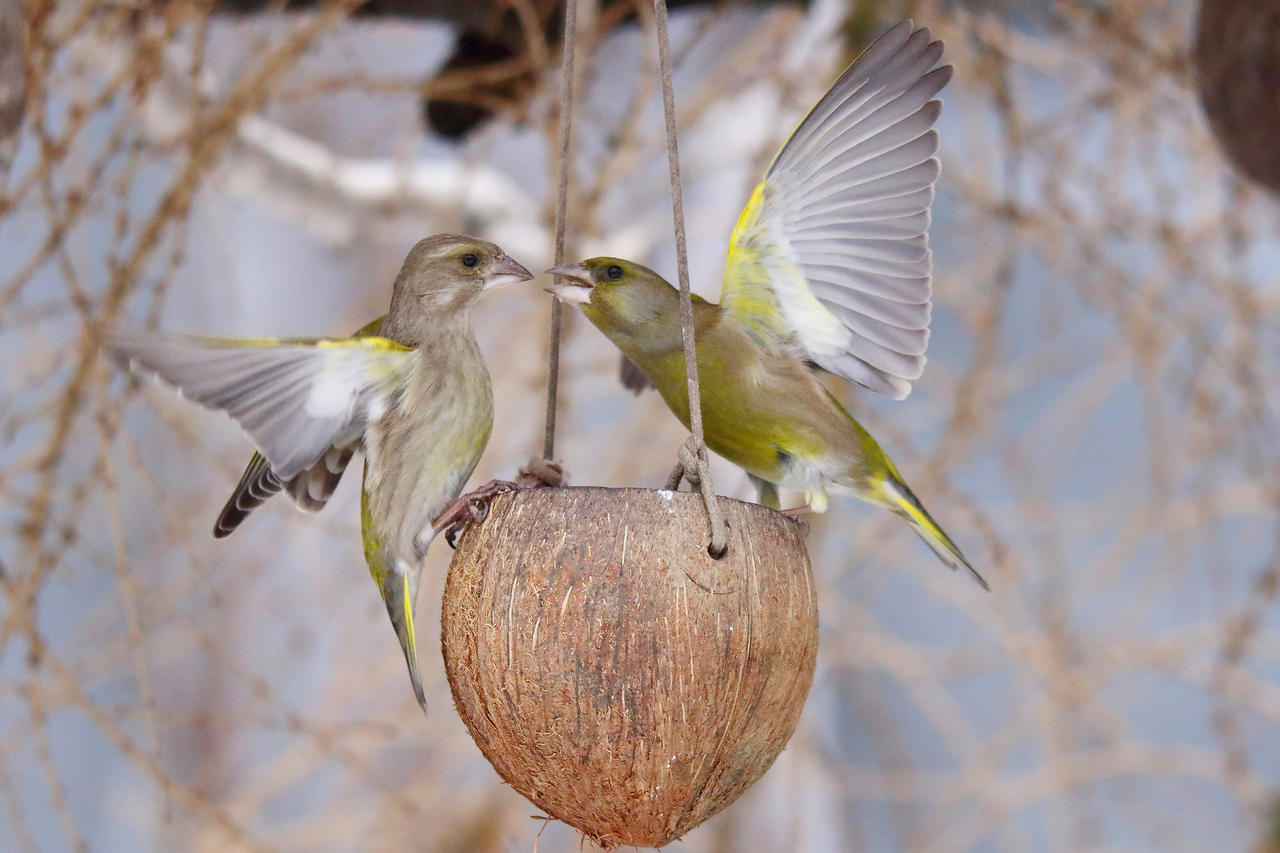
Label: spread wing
xmin=721 ymin=20 xmax=950 ymax=400
xmin=106 ymin=332 xmax=412 ymax=481
xmin=212 ymin=316 xmax=387 ymax=537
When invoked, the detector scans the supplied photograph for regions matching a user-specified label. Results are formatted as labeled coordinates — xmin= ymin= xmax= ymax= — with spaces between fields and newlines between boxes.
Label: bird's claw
xmin=428 ymin=461 xmax=565 ymax=551
xmin=779 ymin=504 xmax=811 ymax=535
xmin=431 ymin=479 xmax=520 ymax=549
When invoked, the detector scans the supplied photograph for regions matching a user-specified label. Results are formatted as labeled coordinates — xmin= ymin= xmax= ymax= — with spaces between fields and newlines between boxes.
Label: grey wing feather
xmin=209 ymin=316 xmax=389 ymax=537
xmin=107 ymin=333 xmax=409 ymax=481
xmin=284 ymin=442 xmax=357 ymax=511
xmin=213 ymin=443 xmax=357 ymax=537
xmin=723 ymin=21 xmax=950 ymax=401
xmin=213 ymin=452 xmax=282 ymax=537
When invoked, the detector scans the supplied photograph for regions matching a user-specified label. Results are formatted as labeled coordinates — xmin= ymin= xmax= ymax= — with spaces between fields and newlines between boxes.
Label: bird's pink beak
xmin=544 ymin=263 xmax=594 ymax=305
xmin=483 ymin=256 xmax=535 ymax=290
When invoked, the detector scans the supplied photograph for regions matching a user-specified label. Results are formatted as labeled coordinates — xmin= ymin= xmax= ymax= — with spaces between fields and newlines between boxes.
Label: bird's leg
xmin=748 ymin=474 xmax=808 ymax=529
xmin=748 ymin=475 xmax=781 ymax=510
xmin=430 ymin=479 xmax=520 ymax=550
xmin=427 ymin=459 xmax=568 ymax=551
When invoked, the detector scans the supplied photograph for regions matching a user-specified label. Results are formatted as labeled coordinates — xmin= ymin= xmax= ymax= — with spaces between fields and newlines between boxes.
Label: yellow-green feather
xmin=619 ymin=301 xmax=834 ymax=484
xmin=182 ymin=329 xmax=407 ymax=352
xmin=722 ymin=179 xmax=849 ymax=357
xmin=360 ymin=457 xmax=427 ymax=703
xmin=722 ymin=182 xmax=793 ymax=348
xmin=823 ymin=389 xmax=983 ymax=587
xmin=315 ymin=335 xmax=409 ymax=353
xmin=360 ymin=461 xmax=386 ymax=581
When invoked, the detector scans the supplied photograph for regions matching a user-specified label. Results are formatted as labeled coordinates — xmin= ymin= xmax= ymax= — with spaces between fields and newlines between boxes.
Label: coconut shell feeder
xmin=433 ymin=0 xmax=817 ymax=846
xmin=441 ymin=487 xmax=815 ymax=847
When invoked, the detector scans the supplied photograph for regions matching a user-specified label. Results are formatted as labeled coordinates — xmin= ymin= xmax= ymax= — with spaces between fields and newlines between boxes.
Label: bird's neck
xmin=380 ymin=297 xmax=476 ymax=349
xmin=583 ymin=283 xmax=707 ymax=361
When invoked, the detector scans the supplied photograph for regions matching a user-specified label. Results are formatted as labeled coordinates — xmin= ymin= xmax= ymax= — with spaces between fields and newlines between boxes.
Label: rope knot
xmin=516 ymin=457 xmax=567 ymax=489
xmin=676 ymin=437 xmax=703 ymax=485
xmin=666 ymin=435 xmax=728 ymax=557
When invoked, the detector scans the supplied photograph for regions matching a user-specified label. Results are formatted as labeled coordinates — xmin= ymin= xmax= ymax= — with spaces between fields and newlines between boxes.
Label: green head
xmin=383 ymin=234 xmax=533 ymax=344
xmin=545 ymin=257 xmax=685 ymax=353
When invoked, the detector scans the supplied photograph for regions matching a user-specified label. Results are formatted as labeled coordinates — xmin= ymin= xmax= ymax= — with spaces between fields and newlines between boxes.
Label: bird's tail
xmin=821 ymin=389 xmax=987 ymax=589
xmin=380 ymin=561 xmax=428 ymax=712
xmin=873 ymin=475 xmax=989 ymax=591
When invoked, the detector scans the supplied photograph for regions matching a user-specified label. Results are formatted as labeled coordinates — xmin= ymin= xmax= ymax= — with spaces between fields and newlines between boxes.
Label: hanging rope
xmin=543 ymin=0 xmax=579 ymax=462
xmin=652 ymin=0 xmax=728 ymax=557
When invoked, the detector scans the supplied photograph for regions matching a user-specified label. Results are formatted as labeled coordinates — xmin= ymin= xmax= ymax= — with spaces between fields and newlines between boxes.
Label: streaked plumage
xmin=214 ymin=315 xmax=386 ymax=538
xmin=547 ymin=22 xmax=985 ymax=589
xmin=106 ymin=235 xmax=534 ymax=708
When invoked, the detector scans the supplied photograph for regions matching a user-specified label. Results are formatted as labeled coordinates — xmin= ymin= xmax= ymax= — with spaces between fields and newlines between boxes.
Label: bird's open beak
xmin=483 ymin=256 xmax=535 ymax=291
xmin=544 ymin=263 xmax=595 ymax=305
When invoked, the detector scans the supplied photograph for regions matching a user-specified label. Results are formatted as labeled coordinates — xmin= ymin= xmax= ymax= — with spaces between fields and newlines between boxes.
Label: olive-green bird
xmin=547 ymin=22 xmax=986 ymax=589
xmin=106 ymin=235 xmax=535 ymax=708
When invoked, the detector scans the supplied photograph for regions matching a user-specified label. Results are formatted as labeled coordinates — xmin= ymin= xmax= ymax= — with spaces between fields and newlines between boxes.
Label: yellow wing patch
xmin=181 ymin=333 xmax=410 ymax=352
xmin=316 ymin=335 xmax=410 ymax=353
xmin=723 ymin=182 xmax=794 ymax=349
xmin=723 ymin=180 xmax=849 ymax=356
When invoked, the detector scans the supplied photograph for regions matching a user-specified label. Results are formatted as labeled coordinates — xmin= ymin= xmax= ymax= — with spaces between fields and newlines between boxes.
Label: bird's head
xmin=544 ymin=258 xmax=677 ymax=338
xmin=392 ymin=234 xmax=533 ymax=313
xmin=382 ymin=234 xmax=532 ymax=345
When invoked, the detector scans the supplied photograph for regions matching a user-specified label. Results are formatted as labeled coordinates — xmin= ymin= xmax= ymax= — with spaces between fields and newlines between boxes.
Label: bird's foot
xmin=427 ymin=461 xmax=566 ymax=551
xmin=431 ymin=479 xmax=520 ymax=549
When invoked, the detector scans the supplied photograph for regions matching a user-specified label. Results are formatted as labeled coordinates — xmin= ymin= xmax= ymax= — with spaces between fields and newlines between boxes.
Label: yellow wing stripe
xmin=176 ymin=334 xmax=409 ymax=352
xmin=316 ymin=336 xmax=410 ymax=353
xmin=729 ymin=180 xmax=768 ymax=248
xmin=723 ymin=181 xmax=793 ymax=347
xmin=724 ymin=180 xmax=850 ymax=356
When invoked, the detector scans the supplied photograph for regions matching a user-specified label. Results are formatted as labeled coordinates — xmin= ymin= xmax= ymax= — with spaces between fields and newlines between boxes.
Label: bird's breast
xmin=646 ymin=337 xmax=851 ymax=489
xmin=363 ymin=349 xmax=494 ymax=561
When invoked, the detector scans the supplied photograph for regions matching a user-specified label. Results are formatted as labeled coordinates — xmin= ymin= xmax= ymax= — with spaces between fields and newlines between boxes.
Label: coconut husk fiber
xmin=441 ymin=486 xmax=817 ymax=848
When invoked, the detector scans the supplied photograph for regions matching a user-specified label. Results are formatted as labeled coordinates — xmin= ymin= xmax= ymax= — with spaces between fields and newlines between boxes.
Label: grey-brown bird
xmin=107 ymin=234 xmax=534 ymax=710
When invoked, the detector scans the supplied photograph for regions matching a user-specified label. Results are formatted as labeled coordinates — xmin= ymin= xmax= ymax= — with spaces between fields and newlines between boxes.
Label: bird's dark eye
xmin=606 ymin=264 xmax=623 ymax=280
xmin=461 ymin=253 xmax=479 ymax=268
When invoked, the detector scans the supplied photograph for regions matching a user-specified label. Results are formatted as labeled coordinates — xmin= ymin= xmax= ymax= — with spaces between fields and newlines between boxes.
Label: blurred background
xmin=4 ymin=0 xmax=1280 ymax=850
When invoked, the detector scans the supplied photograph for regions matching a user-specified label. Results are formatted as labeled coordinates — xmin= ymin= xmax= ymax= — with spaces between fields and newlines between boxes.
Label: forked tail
xmin=876 ymin=476 xmax=989 ymax=591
